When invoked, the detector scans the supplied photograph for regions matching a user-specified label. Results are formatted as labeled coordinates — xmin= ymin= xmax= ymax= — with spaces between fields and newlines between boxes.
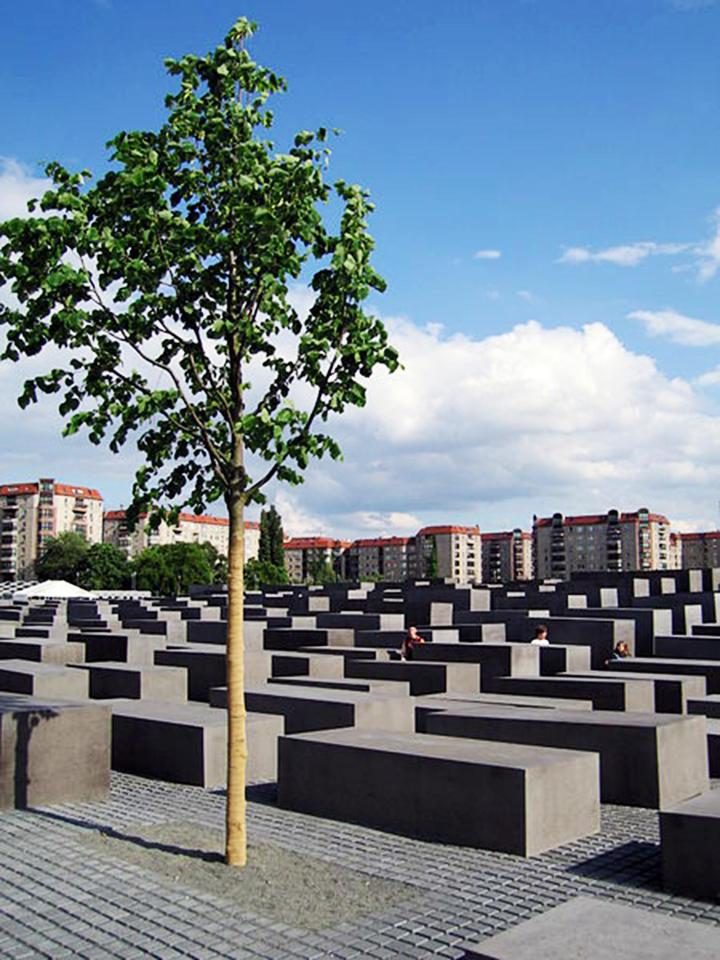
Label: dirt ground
xmin=82 ymin=820 xmax=422 ymax=931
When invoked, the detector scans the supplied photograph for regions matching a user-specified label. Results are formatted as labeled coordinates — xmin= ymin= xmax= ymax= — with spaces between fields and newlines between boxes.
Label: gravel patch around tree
xmin=82 ymin=820 xmax=422 ymax=930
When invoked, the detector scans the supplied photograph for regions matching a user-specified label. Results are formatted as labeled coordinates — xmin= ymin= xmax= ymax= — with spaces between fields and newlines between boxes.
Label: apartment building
xmin=103 ymin=510 xmax=260 ymax=560
xmin=343 ymin=537 xmax=413 ymax=581
xmin=668 ymin=532 xmax=682 ymax=570
xmin=414 ymin=525 xmax=481 ymax=583
xmin=678 ymin=531 xmax=720 ymax=569
xmin=533 ymin=508 xmax=672 ymax=579
xmin=283 ymin=537 xmax=350 ymax=583
xmin=0 ymin=478 xmax=104 ymax=580
xmin=481 ymin=529 xmax=533 ymax=583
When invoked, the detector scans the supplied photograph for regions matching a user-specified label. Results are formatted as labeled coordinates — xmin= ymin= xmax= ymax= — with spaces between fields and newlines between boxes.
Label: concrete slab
xmin=0 ymin=638 xmax=86 ymax=665
xmin=459 ymin=896 xmax=720 ymax=959
xmin=420 ymin=702 xmax=708 ymax=808
xmin=0 ymin=694 xmax=110 ymax=809
xmin=660 ymin=791 xmax=720 ymax=898
xmin=687 ymin=694 xmax=720 ymax=718
xmin=110 ymin=700 xmax=282 ymax=786
xmin=236 ymin=685 xmax=414 ymax=734
xmin=278 ymin=728 xmax=599 ymax=856
xmin=607 ymin=657 xmax=720 ymax=693
xmin=344 ymin=659 xmax=482 ymax=696
xmin=570 ymin=669 xmax=706 ymax=713
xmin=0 ymin=660 xmax=88 ymax=699
xmin=487 ymin=674 xmax=654 ymax=711
xmin=71 ymin=662 xmax=188 ymax=702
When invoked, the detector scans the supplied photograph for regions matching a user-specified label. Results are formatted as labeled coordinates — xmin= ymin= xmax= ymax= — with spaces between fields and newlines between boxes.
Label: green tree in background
xmin=200 ymin=541 xmax=229 ymax=584
xmin=77 ymin=542 xmax=131 ymax=590
xmin=0 ymin=18 xmax=398 ymax=866
xmin=133 ymin=542 xmax=214 ymax=595
xmin=35 ymin=532 xmax=88 ymax=583
xmin=244 ymin=556 xmax=289 ymax=590
xmin=307 ymin=557 xmax=339 ymax=585
xmin=259 ymin=505 xmax=284 ymax=567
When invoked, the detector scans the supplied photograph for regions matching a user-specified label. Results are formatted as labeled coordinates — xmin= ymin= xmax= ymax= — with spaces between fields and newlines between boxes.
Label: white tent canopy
xmin=16 ymin=580 xmax=93 ymax=599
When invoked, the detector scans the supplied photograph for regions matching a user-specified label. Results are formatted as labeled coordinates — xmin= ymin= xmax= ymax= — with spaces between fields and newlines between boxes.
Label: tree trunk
xmin=225 ymin=492 xmax=247 ymax=866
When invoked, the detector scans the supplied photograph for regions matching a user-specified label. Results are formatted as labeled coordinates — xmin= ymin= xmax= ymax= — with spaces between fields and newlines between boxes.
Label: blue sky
xmin=3 ymin=0 xmax=720 ymax=537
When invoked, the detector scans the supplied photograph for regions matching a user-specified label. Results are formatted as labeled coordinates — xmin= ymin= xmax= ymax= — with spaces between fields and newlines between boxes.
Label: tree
xmin=258 ymin=505 xmax=284 ymax=567
xmin=35 ymin=532 xmax=88 ymax=583
xmin=0 ymin=18 xmax=398 ymax=866
xmin=306 ymin=559 xmax=338 ymax=585
xmin=200 ymin=541 xmax=229 ymax=584
xmin=244 ymin=556 xmax=288 ymax=590
xmin=133 ymin=542 xmax=215 ymax=595
xmin=77 ymin=542 xmax=131 ymax=590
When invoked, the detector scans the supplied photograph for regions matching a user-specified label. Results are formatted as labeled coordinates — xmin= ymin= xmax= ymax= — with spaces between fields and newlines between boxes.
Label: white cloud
xmin=282 ymin=313 xmax=720 ymax=536
xmin=629 ymin=308 xmax=720 ymax=346
xmin=348 ymin=511 xmax=422 ymax=537
xmin=473 ymin=249 xmax=501 ymax=260
xmin=695 ymin=207 xmax=720 ymax=282
xmin=558 ymin=207 xmax=720 ymax=282
xmin=517 ymin=290 xmax=533 ymax=301
xmin=558 ymin=241 xmax=690 ymax=267
xmin=272 ymin=490 xmax=330 ymax=538
xmin=0 ymin=158 xmax=51 ymax=221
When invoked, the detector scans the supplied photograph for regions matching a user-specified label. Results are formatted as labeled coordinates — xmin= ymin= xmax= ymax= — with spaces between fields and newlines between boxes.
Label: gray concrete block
xmin=538 ymin=644 xmax=591 ymax=676
xmin=155 ymin=647 xmax=270 ymax=701
xmin=687 ymin=694 xmax=720 ymax=718
xmin=0 ymin=660 xmax=88 ymax=699
xmin=344 ymin=659 xmax=481 ymax=696
xmin=0 ymin=638 xmax=86 ymax=665
xmin=571 ymin=669 xmax=706 ymax=713
xmin=459 ymin=896 xmax=720 ymax=959
xmin=278 ymin=728 xmax=599 ymax=856
xmin=110 ymin=700 xmax=282 ymax=786
xmin=660 ymin=791 xmax=720 ymax=898
xmin=607 ymin=656 xmax=720 ymax=693
xmin=71 ymin=662 xmax=188 ymax=702
xmin=72 ymin=632 xmax=166 ymax=666
xmin=415 ymin=692 xmax=593 ymax=712
xmin=267 ymin=676 xmax=411 ymax=696
xmin=488 ymin=674 xmax=654 ymax=711
xmin=654 ymin=634 xmax=720 ymax=661
xmin=240 ymin=685 xmax=414 ymax=734
xmin=0 ymin=694 xmax=110 ymax=809
xmin=421 ymin=703 xmax=708 ymax=808
xmin=412 ymin=642 xmax=539 ymax=691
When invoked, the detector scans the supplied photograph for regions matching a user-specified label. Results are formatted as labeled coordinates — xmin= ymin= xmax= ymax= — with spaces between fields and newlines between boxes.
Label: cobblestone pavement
xmin=1 ymin=774 xmax=719 ymax=960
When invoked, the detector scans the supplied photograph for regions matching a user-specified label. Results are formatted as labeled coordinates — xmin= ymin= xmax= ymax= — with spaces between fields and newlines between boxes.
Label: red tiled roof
xmin=417 ymin=525 xmax=480 ymax=536
xmin=535 ymin=512 xmax=670 ymax=528
xmin=350 ymin=537 xmax=411 ymax=549
xmin=0 ymin=483 xmax=39 ymax=496
xmin=1 ymin=482 xmax=104 ymax=500
xmin=54 ymin=483 xmax=103 ymax=501
xmin=482 ymin=531 xmax=531 ymax=541
xmin=679 ymin=531 xmax=720 ymax=541
xmin=103 ymin=509 xmax=231 ymax=527
xmin=284 ymin=537 xmax=346 ymax=550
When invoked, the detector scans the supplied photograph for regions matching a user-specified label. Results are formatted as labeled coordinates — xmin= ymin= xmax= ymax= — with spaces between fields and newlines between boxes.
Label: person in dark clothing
xmin=400 ymin=625 xmax=425 ymax=661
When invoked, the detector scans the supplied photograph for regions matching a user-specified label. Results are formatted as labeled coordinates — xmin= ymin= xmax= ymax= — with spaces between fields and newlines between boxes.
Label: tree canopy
xmin=258 ymin=506 xmax=284 ymax=568
xmin=77 ymin=542 xmax=131 ymax=590
xmin=133 ymin=541 xmax=215 ymax=595
xmin=244 ymin=556 xmax=288 ymax=589
xmin=35 ymin=532 xmax=88 ymax=583
xmin=0 ymin=17 xmax=398 ymax=867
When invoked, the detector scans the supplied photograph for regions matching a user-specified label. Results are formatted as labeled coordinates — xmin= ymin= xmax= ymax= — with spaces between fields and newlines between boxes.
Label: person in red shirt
xmin=400 ymin=625 xmax=425 ymax=661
